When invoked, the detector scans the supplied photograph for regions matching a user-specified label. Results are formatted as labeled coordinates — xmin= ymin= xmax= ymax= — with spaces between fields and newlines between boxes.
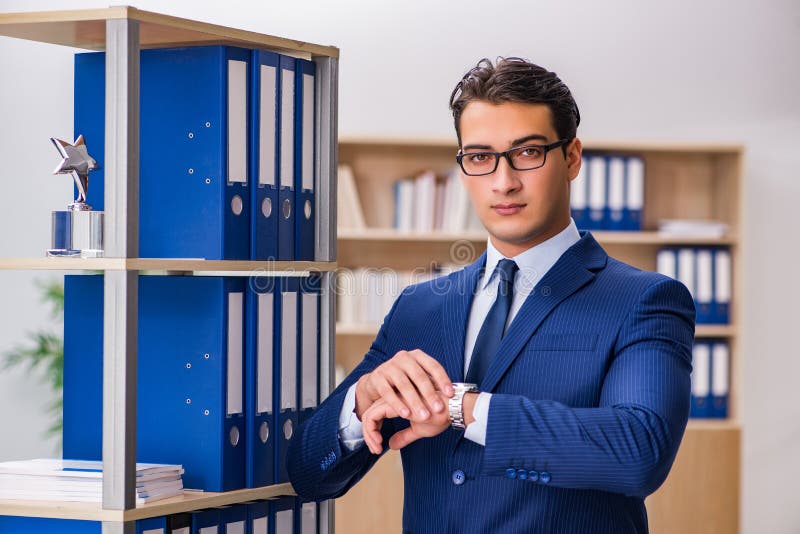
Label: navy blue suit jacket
xmin=288 ymin=232 xmax=695 ymax=533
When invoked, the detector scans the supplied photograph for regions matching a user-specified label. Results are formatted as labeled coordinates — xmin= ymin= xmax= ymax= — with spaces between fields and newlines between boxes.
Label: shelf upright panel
xmin=101 ymin=17 xmax=140 ymax=534
xmin=313 ymin=53 xmax=338 ymax=534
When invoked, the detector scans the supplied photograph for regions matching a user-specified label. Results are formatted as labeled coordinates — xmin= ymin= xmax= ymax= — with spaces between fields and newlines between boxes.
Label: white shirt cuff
xmin=463 ymin=392 xmax=492 ymax=446
xmin=338 ymin=382 xmax=366 ymax=451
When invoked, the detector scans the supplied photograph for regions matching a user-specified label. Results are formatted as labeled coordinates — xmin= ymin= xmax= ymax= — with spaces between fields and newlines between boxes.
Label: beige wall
xmin=0 ymin=0 xmax=797 ymax=532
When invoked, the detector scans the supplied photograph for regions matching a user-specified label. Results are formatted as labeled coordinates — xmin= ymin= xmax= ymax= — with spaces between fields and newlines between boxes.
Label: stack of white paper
xmin=658 ymin=219 xmax=730 ymax=238
xmin=0 ymin=459 xmax=184 ymax=504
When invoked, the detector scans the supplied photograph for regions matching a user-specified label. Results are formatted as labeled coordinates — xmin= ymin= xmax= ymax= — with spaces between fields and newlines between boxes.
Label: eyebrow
xmin=462 ymin=133 xmax=550 ymax=152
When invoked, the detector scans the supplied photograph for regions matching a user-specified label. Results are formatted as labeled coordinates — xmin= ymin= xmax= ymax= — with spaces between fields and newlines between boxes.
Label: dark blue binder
xmin=275 ymin=277 xmax=299 ymax=483
xmin=191 ymin=509 xmax=221 ymax=534
xmin=586 ymin=155 xmax=607 ymax=230
xmin=696 ymin=248 xmax=714 ymax=324
xmin=606 ymin=156 xmax=626 ymax=231
xmin=624 ymin=156 xmax=645 ymax=231
xmin=250 ymin=50 xmax=281 ymax=260
xmin=299 ymin=500 xmax=319 ymax=534
xmin=295 ymin=58 xmax=316 ymax=261
xmin=690 ymin=341 xmax=712 ymax=418
xmin=278 ymin=56 xmax=297 ymax=260
xmin=270 ymin=496 xmax=296 ymax=534
xmin=299 ymin=275 xmax=321 ymax=425
xmin=710 ymin=341 xmax=730 ymax=418
xmin=220 ymin=504 xmax=247 ymax=533
xmin=246 ymin=501 xmax=270 ymax=534
xmin=74 ymin=45 xmax=251 ymax=260
xmin=714 ymin=248 xmax=732 ymax=324
xmin=245 ymin=276 xmax=277 ymax=488
xmin=63 ymin=275 xmax=246 ymax=492
xmin=0 ymin=517 xmax=100 ymax=533
xmin=570 ymin=157 xmax=588 ymax=231
xmin=137 ymin=513 xmax=192 ymax=534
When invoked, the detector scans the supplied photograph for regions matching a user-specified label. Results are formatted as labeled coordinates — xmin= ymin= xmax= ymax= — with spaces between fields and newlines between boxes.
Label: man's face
xmin=458 ymin=101 xmax=582 ymax=257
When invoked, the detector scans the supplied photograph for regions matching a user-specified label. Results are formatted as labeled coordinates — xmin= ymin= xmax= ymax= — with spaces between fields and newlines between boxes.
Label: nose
xmin=491 ymin=155 xmax=521 ymax=195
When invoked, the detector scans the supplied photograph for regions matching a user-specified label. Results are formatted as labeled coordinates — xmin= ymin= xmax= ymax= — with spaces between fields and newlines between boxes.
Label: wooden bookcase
xmin=335 ymin=137 xmax=743 ymax=534
xmin=0 ymin=7 xmax=338 ymax=533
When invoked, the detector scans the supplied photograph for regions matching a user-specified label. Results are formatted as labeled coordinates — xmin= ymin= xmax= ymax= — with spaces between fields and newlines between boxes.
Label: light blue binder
xmin=74 ymin=45 xmax=251 ymax=260
xmin=63 ymin=275 xmax=246 ymax=492
xmin=710 ymin=341 xmax=730 ymax=418
xmin=586 ymin=155 xmax=607 ymax=230
xmin=220 ymin=504 xmax=247 ymax=534
xmin=0 ymin=517 xmax=100 ymax=533
xmin=137 ymin=514 xmax=192 ymax=534
xmin=299 ymin=501 xmax=319 ymax=534
xmin=624 ymin=156 xmax=645 ymax=230
xmin=713 ymin=248 xmax=732 ymax=324
xmin=275 ymin=277 xmax=299 ymax=483
xmin=606 ymin=156 xmax=626 ymax=231
xmin=690 ymin=341 xmax=712 ymax=418
xmin=278 ymin=55 xmax=297 ymax=260
xmin=570 ymin=156 xmax=589 ymax=230
xmin=245 ymin=276 xmax=276 ymax=488
xmin=250 ymin=50 xmax=281 ymax=260
xmin=270 ymin=497 xmax=296 ymax=534
xmin=295 ymin=57 xmax=316 ymax=261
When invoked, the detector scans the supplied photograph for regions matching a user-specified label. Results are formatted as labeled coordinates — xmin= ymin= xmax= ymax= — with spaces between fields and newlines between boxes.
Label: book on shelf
xmin=658 ymin=219 xmax=730 ymax=238
xmin=0 ymin=459 xmax=184 ymax=504
xmin=337 ymin=164 xmax=366 ymax=230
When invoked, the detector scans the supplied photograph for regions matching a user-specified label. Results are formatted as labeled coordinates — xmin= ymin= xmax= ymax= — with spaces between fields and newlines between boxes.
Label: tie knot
xmin=495 ymin=259 xmax=519 ymax=285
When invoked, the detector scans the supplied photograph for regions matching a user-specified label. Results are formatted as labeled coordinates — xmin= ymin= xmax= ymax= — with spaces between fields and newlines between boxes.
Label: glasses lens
xmin=509 ymin=146 xmax=545 ymax=170
xmin=461 ymin=152 xmax=497 ymax=175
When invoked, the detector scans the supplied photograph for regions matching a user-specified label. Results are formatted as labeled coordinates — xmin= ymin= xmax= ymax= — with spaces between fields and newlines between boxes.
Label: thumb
xmin=388 ymin=427 xmax=421 ymax=450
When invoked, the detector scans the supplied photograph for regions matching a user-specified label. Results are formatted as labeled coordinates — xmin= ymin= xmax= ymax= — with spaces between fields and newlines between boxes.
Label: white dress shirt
xmin=338 ymin=219 xmax=581 ymax=451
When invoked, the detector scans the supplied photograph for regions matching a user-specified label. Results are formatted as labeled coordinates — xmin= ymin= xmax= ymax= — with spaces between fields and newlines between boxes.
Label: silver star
xmin=51 ymin=135 xmax=99 ymax=206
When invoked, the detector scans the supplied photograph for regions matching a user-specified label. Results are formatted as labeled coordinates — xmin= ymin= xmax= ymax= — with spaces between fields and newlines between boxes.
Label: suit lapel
xmin=440 ymin=253 xmax=486 ymax=382
xmin=480 ymin=232 xmax=608 ymax=392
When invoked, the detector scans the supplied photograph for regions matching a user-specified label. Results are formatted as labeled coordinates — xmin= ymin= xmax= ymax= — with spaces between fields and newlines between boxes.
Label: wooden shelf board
xmin=695 ymin=324 xmax=736 ymax=338
xmin=0 ymin=7 xmax=339 ymax=58
xmin=0 ymin=483 xmax=294 ymax=522
xmin=339 ymin=136 xmax=743 ymax=155
xmin=338 ymin=228 xmax=737 ymax=246
xmin=337 ymin=323 xmax=380 ymax=336
xmin=0 ymin=258 xmax=337 ymax=274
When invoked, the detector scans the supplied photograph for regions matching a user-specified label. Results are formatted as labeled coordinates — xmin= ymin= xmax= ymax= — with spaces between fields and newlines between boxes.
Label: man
xmin=288 ymin=57 xmax=695 ymax=533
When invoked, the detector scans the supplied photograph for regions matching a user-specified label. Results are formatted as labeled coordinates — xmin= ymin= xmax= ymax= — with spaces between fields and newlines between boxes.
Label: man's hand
xmin=355 ymin=349 xmax=454 ymax=422
xmin=361 ymin=392 xmax=452 ymax=455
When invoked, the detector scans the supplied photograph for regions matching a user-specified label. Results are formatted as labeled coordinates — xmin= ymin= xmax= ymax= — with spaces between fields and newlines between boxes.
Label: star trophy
xmin=47 ymin=135 xmax=104 ymax=258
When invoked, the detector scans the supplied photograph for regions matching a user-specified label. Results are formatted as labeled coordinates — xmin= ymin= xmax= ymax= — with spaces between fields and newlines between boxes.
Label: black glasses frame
xmin=455 ymin=138 xmax=572 ymax=176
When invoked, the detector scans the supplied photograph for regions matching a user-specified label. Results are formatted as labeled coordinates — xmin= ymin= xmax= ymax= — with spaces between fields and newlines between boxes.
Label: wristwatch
xmin=448 ymin=383 xmax=479 ymax=429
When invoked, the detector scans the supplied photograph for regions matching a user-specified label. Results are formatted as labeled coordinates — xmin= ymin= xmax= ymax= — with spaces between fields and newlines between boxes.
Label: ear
xmin=566 ymin=137 xmax=583 ymax=182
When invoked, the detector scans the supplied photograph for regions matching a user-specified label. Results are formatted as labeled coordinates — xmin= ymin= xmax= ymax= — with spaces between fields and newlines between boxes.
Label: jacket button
xmin=528 ymin=470 xmax=539 ymax=482
xmin=505 ymin=468 xmax=517 ymax=479
xmin=452 ymin=470 xmax=466 ymax=486
xmin=516 ymin=469 xmax=528 ymax=480
xmin=540 ymin=471 xmax=551 ymax=484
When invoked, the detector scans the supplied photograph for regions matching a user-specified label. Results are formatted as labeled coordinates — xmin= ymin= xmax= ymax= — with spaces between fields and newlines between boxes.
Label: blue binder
xmin=0 ymin=517 xmax=100 ymax=533
xmin=695 ymin=248 xmax=714 ymax=324
xmin=250 ymin=50 xmax=281 ymax=260
xmin=246 ymin=501 xmax=270 ymax=534
xmin=74 ymin=45 xmax=251 ymax=260
xmin=220 ymin=504 xmax=247 ymax=534
xmin=63 ymin=275 xmax=246 ymax=492
xmin=295 ymin=58 xmax=316 ymax=261
xmin=245 ymin=276 xmax=277 ymax=488
xmin=270 ymin=497 xmax=296 ymax=534
xmin=299 ymin=501 xmax=318 ymax=534
xmin=278 ymin=56 xmax=297 ymax=260
xmin=714 ymin=248 xmax=732 ymax=324
xmin=191 ymin=509 xmax=221 ymax=534
xmin=606 ymin=156 xmax=626 ymax=231
xmin=690 ymin=342 xmax=712 ymax=418
xmin=570 ymin=157 xmax=588 ymax=231
xmin=137 ymin=514 xmax=192 ymax=534
xmin=710 ymin=342 xmax=730 ymax=418
xmin=299 ymin=275 xmax=321 ymax=425
xmin=275 ymin=277 xmax=299 ymax=483
xmin=624 ymin=156 xmax=645 ymax=230
xmin=586 ymin=155 xmax=607 ymax=230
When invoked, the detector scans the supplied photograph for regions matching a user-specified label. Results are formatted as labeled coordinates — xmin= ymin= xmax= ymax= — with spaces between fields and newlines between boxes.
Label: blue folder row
xmin=0 ymin=498 xmax=324 ymax=533
xmin=690 ymin=340 xmax=730 ymax=419
xmin=656 ymin=247 xmax=731 ymax=324
xmin=74 ymin=45 xmax=316 ymax=261
xmin=570 ymin=154 xmax=644 ymax=231
xmin=62 ymin=274 xmax=321 ymax=492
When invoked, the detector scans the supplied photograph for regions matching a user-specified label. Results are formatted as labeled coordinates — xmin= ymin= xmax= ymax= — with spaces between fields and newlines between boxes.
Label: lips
xmin=492 ymin=203 xmax=525 ymax=216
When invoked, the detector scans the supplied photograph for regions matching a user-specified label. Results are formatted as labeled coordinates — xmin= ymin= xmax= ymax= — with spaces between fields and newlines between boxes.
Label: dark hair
xmin=449 ymin=57 xmax=580 ymax=150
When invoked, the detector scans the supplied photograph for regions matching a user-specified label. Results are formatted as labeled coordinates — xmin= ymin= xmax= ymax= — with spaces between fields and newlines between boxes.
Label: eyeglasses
xmin=456 ymin=139 xmax=572 ymax=176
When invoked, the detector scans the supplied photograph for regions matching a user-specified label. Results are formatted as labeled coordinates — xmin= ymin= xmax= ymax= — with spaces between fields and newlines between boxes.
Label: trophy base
xmin=50 ymin=210 xmax=104 ymax=258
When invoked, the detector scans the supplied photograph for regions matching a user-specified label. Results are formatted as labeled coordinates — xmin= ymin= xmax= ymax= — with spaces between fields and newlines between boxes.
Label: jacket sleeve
xmin=287 ymin=294 xmax=404 ymax=501
xmin=481 ymin=278 xmax=695 ymax=498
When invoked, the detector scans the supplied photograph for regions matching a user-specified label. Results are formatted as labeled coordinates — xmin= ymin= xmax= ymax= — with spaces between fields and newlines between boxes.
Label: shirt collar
xmin=482 ymin=218 xmax=581 ymax=290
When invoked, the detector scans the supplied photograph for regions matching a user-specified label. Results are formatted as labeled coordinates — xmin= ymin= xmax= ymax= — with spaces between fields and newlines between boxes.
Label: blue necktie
xmin=466 ymin=258 xmax=519 ymax=386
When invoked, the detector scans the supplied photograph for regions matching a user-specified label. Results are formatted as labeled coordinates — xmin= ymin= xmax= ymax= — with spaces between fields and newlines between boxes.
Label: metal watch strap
xmin=449 ymin=383 xmax=479 ymax=429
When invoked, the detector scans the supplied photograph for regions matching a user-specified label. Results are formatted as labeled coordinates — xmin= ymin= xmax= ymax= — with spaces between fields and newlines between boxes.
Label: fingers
xmin=388 ymin=427 xmax=422 ymax=451
xmin=410 ymin=350 xmax=455 ymax=398
xmin=362 ymin=400 xmax=397 ymax=455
